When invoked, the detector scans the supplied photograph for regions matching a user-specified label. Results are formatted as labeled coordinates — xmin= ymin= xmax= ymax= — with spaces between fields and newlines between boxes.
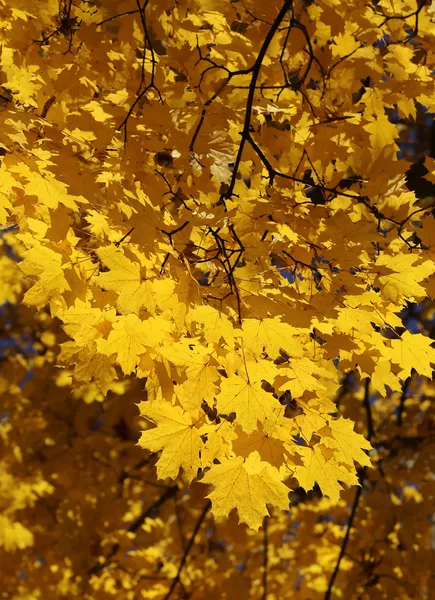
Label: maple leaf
xmin=382 ymin=330 xmax=435 ymax=379
xmin=216 ymin=375 xmax=277 ymax=434
xmin=371 ymin=359 xmax=401 ymax=396
xmin=187 ymin=305 xmax=235 ymax=345
xmin=363 ymin=114 xmax=398 ymax=159
xmin=58 ymin=342 xmax=118 ymax=394
xmin=423 ymin=156 xmax=435 ymax=184
xmin=374 ymin=253 xmax=434 ymax=302
xmin=231 ymin=407 xmax=296 ymax=469
xmin=331 ymin=304 xmax=387 ymax=336
xmin=201 ymin=451 xmax=289 ymax=530
xmin=175 ymin=364 xmax=220 ymax=411
xmin=158 ymin=338 xmax=212 ymax=371
xmin=138 ymin=401 xmax=203 ymax=482
xmin=290 ymin=444 xmax=359 ymax=503
xmin=294 ymin=412 xmax=328 ymax=444
xmin=97 ymin=314 xmax=173 ymax=375
xmin=96 ymin=245 xmax=157 ymax=315
xmin=200 ymin=420 xmax=238 ymax=466
xmin=278 ymin=358 xmax=336 ymax=399
xmin=20 ymin=246 xmax=70 ymax=308
xmin=241 ymin=317 xmax=305 ymax=359
xmin=317 ymin=417 xmax=373 ymax=469
xmin=58 ymin=301 xmax=116 ymax=345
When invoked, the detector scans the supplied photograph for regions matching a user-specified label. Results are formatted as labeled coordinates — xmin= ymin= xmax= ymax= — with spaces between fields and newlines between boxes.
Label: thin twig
xmin=397 ymin=376 xmax=411 ymax=427
xmin=220 ymin=0 xmax=292 ymax=205
xmin=262 ymin=517 xmax=269 ymax=600
xmin=96 ymin=9 xmax=140 ymax=27
xmin=163 ymin=500 xmax=211 ymax=600
xmin=88 ymin=485 xmax=178 ymax=577
xmin=362 ymin=378 xmax=374 ymax=441
xmin=325 ymin=378 xmax=372 ymax=600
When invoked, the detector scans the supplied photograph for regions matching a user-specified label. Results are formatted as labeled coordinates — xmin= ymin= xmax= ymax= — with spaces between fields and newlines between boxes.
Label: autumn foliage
xmin=1 ymin=0 xmax=435 ymax=598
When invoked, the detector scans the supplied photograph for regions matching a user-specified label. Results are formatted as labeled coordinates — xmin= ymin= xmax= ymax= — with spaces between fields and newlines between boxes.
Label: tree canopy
xmin=1 ymin=0 xmax=435 ymax=598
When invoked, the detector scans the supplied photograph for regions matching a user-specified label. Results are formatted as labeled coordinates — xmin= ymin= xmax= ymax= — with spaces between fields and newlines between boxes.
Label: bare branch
xmin=262 ymin=517 xmax=269 ymax=600
xmin=220 ymin=0 xmax=293 ymax=205
xmin=88 ymin=485 xmax=178 ymax=577
xmin=325 ymin=379 xmax=373 ymax=600
xmin=163 ymin=500 xmax=211 ymax=600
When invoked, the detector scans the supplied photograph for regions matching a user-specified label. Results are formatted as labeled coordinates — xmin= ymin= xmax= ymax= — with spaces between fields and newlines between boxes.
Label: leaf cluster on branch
xmin=0 ymin=0 xmax=435 ymax=598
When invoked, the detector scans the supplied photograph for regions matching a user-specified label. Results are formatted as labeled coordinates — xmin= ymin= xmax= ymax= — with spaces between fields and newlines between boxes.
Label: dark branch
xmin=88 ymin=485 xmax=178 ymax=577
xmin=262 ymin=517 xmax=269 ymax=600
xmin=325 ymin=378 xmax=373 ymax=600
xmin=220 ymin=0 xmax=293 ymax=205
xmin=117 ymin=0 xmax=163 ymax=143
xmin=397 ymin=376 xmax=411 ymax=427
xmin=163 ymin=500 xmax=211 ymax=600
xmin=362 ymin=377 xmax=374 ymax=441
xmin=96 ymin=9 xmax=140 ymax=27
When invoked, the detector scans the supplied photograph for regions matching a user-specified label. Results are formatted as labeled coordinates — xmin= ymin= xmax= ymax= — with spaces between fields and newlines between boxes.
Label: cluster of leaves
xmin=1 ymin=0 xmax=435 ymax=598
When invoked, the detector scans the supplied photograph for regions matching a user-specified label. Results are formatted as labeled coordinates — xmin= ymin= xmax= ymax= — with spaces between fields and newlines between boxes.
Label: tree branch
xmin=163 ymin=500 xmax=211 ymax=600
xmin=96 ymin=9 xmax=140 ymax=27
xmin=88 ymin=485 xmax=178 ymax=577
xmin=262 ymin=517 xmax=269 ymax=600
xmin=325 ymin=378 xmax=373 ymax=600
xmin=362 ymin=377 xmax=374 ymax=441
xmin=117 ymin=0 xmax=162 ymax=143
xmin=220 ymin=0 xmax=292 ymax=205
xmin=397 ymin=376 xmax=411 ymax=427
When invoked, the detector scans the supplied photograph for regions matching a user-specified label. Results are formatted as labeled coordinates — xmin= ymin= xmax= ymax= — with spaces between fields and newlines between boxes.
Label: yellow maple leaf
xmin=332 ymin=31 xmax=360 ymax=58
xmin=317 ymin=416 xmax=372 ymax=468
xmin=375 ymin=253 xmax=434 ymax=302
xmin=20 ymin=246 xmax=70 ymax=308
xmin=241 ymin=317 xmax=304 ymax=359
xmin=0 ymin=163 xmax=17 ymax=225
xmin=201 ymin=451 xmax=289 ymax=530
xmin=216 ymin=375 xmax=277 ymax=434
xmin=97 ymin=245 xmax=156 ymax=315
xmin=199 ymin=420 xmax=237 ymax=466
xmin=0 ymin=254 xmax=22 ymax=304
xmin=423 ymin=156 xmax=435 ymax=184
xmin=295 ymin=412 xmax=328 ymax=444
xmin=332 ymin=305 xmax=385 ymax=336
xmin=58 ymin=301 xmax=115 ymax=345
xmin=278 ymin=358 xmax=335 ymax=399
xmin=383 ymin=330 xmax=435 ymax=379
xmin=82 ymin=100 xmax=113 ymax=122
xmin=231 ymin=406 xmax=296 ymax=468
xmin=58 ymin=342 xmax=118 ymax=395
xmin=97 ymin=314 xmax=172 ymax=374
xmin=138 ymin=401 xmax=203 ymax=482
xmin=175 ymin=364 xmax=219 ymax=411
xmin=159 ymin=338 xmax=211 ymax=371
xmin=363 ymin=114 xmax=398 ymax=159
xmin=371 ymin=359 xmax=401 ymax=396
xmin=187 ymin=305 xmax=235 ymax=345
xmin=290 ymin=444 xmax=359 ymax=503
